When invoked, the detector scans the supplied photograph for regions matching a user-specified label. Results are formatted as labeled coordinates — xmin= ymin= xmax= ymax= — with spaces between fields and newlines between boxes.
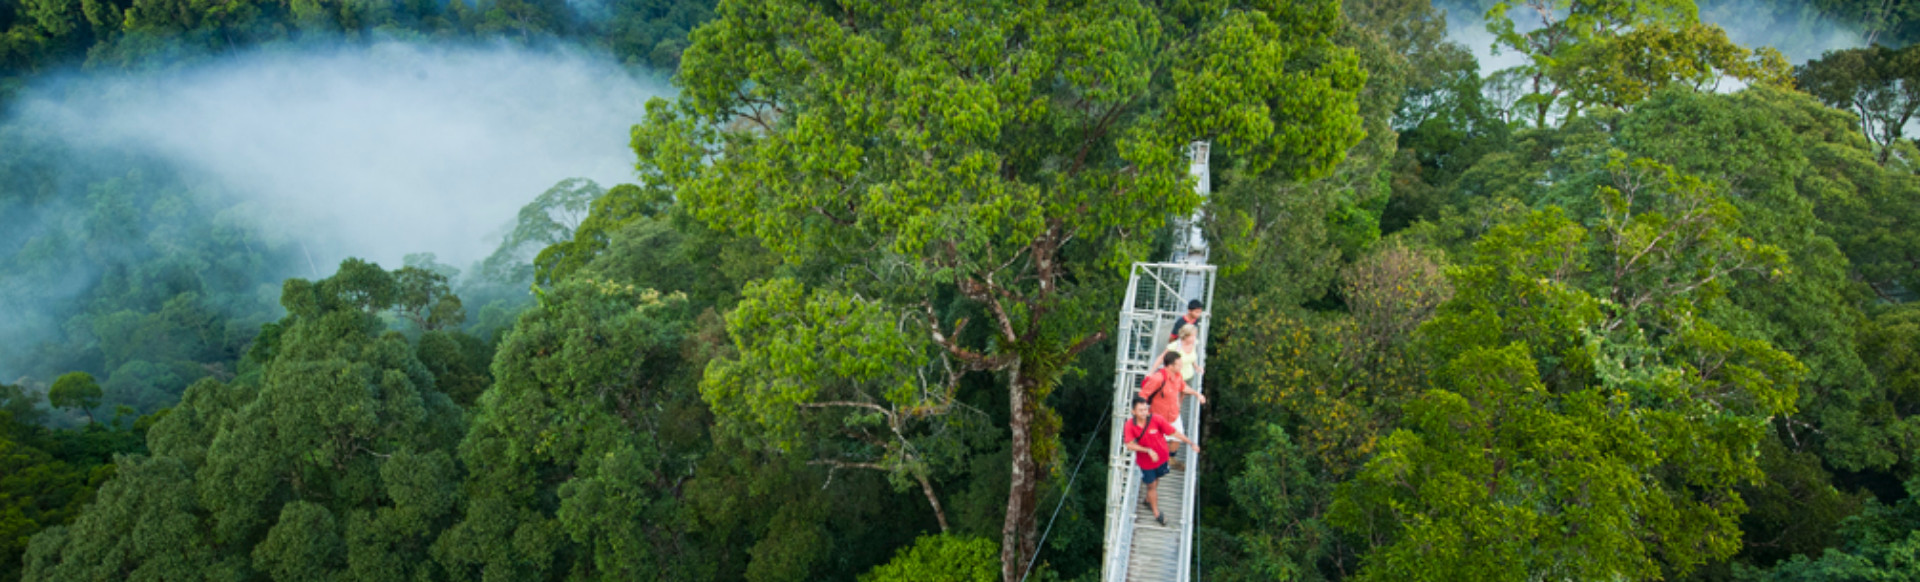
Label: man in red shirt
xmin=1123 ymin=396 xmax=1197 ymax=526
xmin=1139 ymin=352 xmax=1206 ymax=469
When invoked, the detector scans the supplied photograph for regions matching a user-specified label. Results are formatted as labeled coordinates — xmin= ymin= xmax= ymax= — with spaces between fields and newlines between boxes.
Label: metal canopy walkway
xmin=1101 ymin=143 xmax=1214 ymax=582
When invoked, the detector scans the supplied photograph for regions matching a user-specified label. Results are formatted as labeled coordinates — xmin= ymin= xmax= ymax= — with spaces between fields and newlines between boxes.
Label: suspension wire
xmin=1018 ymin=408 xmax=1111 ymax=582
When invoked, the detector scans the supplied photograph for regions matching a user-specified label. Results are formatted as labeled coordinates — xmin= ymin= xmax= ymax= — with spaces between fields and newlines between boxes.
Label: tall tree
xmin=1809 ymin=0 xmax=1920 ymax=46
xmin=21 ymin=259 xmax=468 ymax=582
xmin=1554 ymin=21 xmax=1791 ymax=110
xmin=0 ymin=381 xmax=132 ymax=580
xmin=1484 ymin=0 xmax=1789 ymax=126
xmin=1207 ymin=243 xmax=1456 ymax=580
xmin=638 ymin=0 xmax=1367 ymax=576
xmin=1796 ymin=44 xmax=1920 ymax=165
xmin=478 ymin=177 xmax=607 ymax=287
xmin=46 ymin=372 xmax=100 ymax=425
xmin=705 ymin=278 xmax=992 ymax=534
xmin=433 ymin=277 xmax=709 ymax=580
xmin=1332 ymin=158 xmax=1802 ymax=580
xmin=1485 ymin=0 xmax=1693 ymax=126
xmin=1402 ymin=85 xmax=1920 ymax=572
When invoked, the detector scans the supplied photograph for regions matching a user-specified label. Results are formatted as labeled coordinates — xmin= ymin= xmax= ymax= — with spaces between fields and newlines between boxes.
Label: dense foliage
xmin=0 ymin=0 xmax=715 ymax=90
xmin=0 ymin=382 xmax=144 ymax=580
xmin=4 ymin=0 xmax=1920 ymax=580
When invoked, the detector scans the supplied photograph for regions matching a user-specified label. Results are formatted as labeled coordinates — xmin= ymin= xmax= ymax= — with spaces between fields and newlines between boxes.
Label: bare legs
xmin=1145 ymin=478 xmax=1162 ymax=520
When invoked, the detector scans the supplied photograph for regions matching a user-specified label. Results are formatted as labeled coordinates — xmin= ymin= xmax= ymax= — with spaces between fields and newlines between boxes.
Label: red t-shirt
xmin=1124 ymin=415 xmax=1177 ymax=470
xmin=1138 ymin=369 xmax=1185 ymax=422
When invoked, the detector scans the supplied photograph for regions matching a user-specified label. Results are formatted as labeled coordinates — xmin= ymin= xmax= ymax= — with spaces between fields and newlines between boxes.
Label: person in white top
xmin=1157 ymin=323 xmax=1202 ymax=387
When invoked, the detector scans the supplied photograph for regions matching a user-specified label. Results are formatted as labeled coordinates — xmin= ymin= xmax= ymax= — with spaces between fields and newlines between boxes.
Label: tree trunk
xmin=1001 ymin=361 xmax=1041 ymax=582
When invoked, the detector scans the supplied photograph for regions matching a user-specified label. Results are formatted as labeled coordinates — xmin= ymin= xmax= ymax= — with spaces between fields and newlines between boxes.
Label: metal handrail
xmin=1175 ymin=389 xmax=1202 ymax=582
xmin=1176 ymin=258 xmax=1215 ymax=582
xmin=1103 ymin=271 xmax=1144 ymax=582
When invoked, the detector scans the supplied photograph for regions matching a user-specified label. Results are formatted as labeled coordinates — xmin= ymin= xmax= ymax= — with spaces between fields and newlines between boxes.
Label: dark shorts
xmin=1139 ymin=464 xmax=1171 ymax=484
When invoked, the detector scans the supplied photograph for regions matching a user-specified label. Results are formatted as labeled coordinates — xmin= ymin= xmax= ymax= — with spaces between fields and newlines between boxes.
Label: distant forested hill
xmin=0 ymin=0 xmax=715 ymax=93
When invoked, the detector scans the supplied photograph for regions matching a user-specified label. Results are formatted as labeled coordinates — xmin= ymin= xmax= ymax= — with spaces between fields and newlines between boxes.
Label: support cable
xmin=1019 ymin=409 xmax=1111 ymax=582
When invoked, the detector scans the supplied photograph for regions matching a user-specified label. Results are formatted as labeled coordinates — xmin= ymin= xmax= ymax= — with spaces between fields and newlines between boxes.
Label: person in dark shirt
xmin=1169 ymin=299 xmax=1205 ymax=341
xmin=1123 ymin=396 xmax=1197 ymax=526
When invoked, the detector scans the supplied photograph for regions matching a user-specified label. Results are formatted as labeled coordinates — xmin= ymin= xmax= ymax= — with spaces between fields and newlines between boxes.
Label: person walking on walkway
xmin=1168 ymin=299 xmax=1205 ymax=341
xmin=1140 ymin=351 xmax=1205 ymax=468
xmin=1163 ymin=323 xmax=1203 ymax=389
xmin=1124 ymin=396 xmax=1196 ymax=527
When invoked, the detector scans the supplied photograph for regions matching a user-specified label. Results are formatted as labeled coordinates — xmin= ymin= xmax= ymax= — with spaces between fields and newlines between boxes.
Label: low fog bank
xmin=13 ymin=40 xmax=666 ymax=270
xmin=0 ymin=40 xmax=665 ymax=385
xmin=1700 ymin=0 xmax=1865 ymax=64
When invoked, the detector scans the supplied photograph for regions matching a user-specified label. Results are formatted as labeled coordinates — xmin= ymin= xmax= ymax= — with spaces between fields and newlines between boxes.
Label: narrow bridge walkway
xmin=1101 ymin=143 xmax=1214 ymax=582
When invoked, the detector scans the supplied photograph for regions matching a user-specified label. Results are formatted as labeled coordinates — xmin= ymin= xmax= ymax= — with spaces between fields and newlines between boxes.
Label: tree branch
xmin=922 ymin=303 xmax=1011 ymax=370
xmin=1063 ymin=331 xmax=1108 ymax=360
xmin=798 ymin=400 xmax=893 ymax=415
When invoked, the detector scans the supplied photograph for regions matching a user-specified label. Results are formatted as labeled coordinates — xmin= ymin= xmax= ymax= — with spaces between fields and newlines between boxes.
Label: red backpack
xmin=1139 ymin=368 xmax=1175 ymax=405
